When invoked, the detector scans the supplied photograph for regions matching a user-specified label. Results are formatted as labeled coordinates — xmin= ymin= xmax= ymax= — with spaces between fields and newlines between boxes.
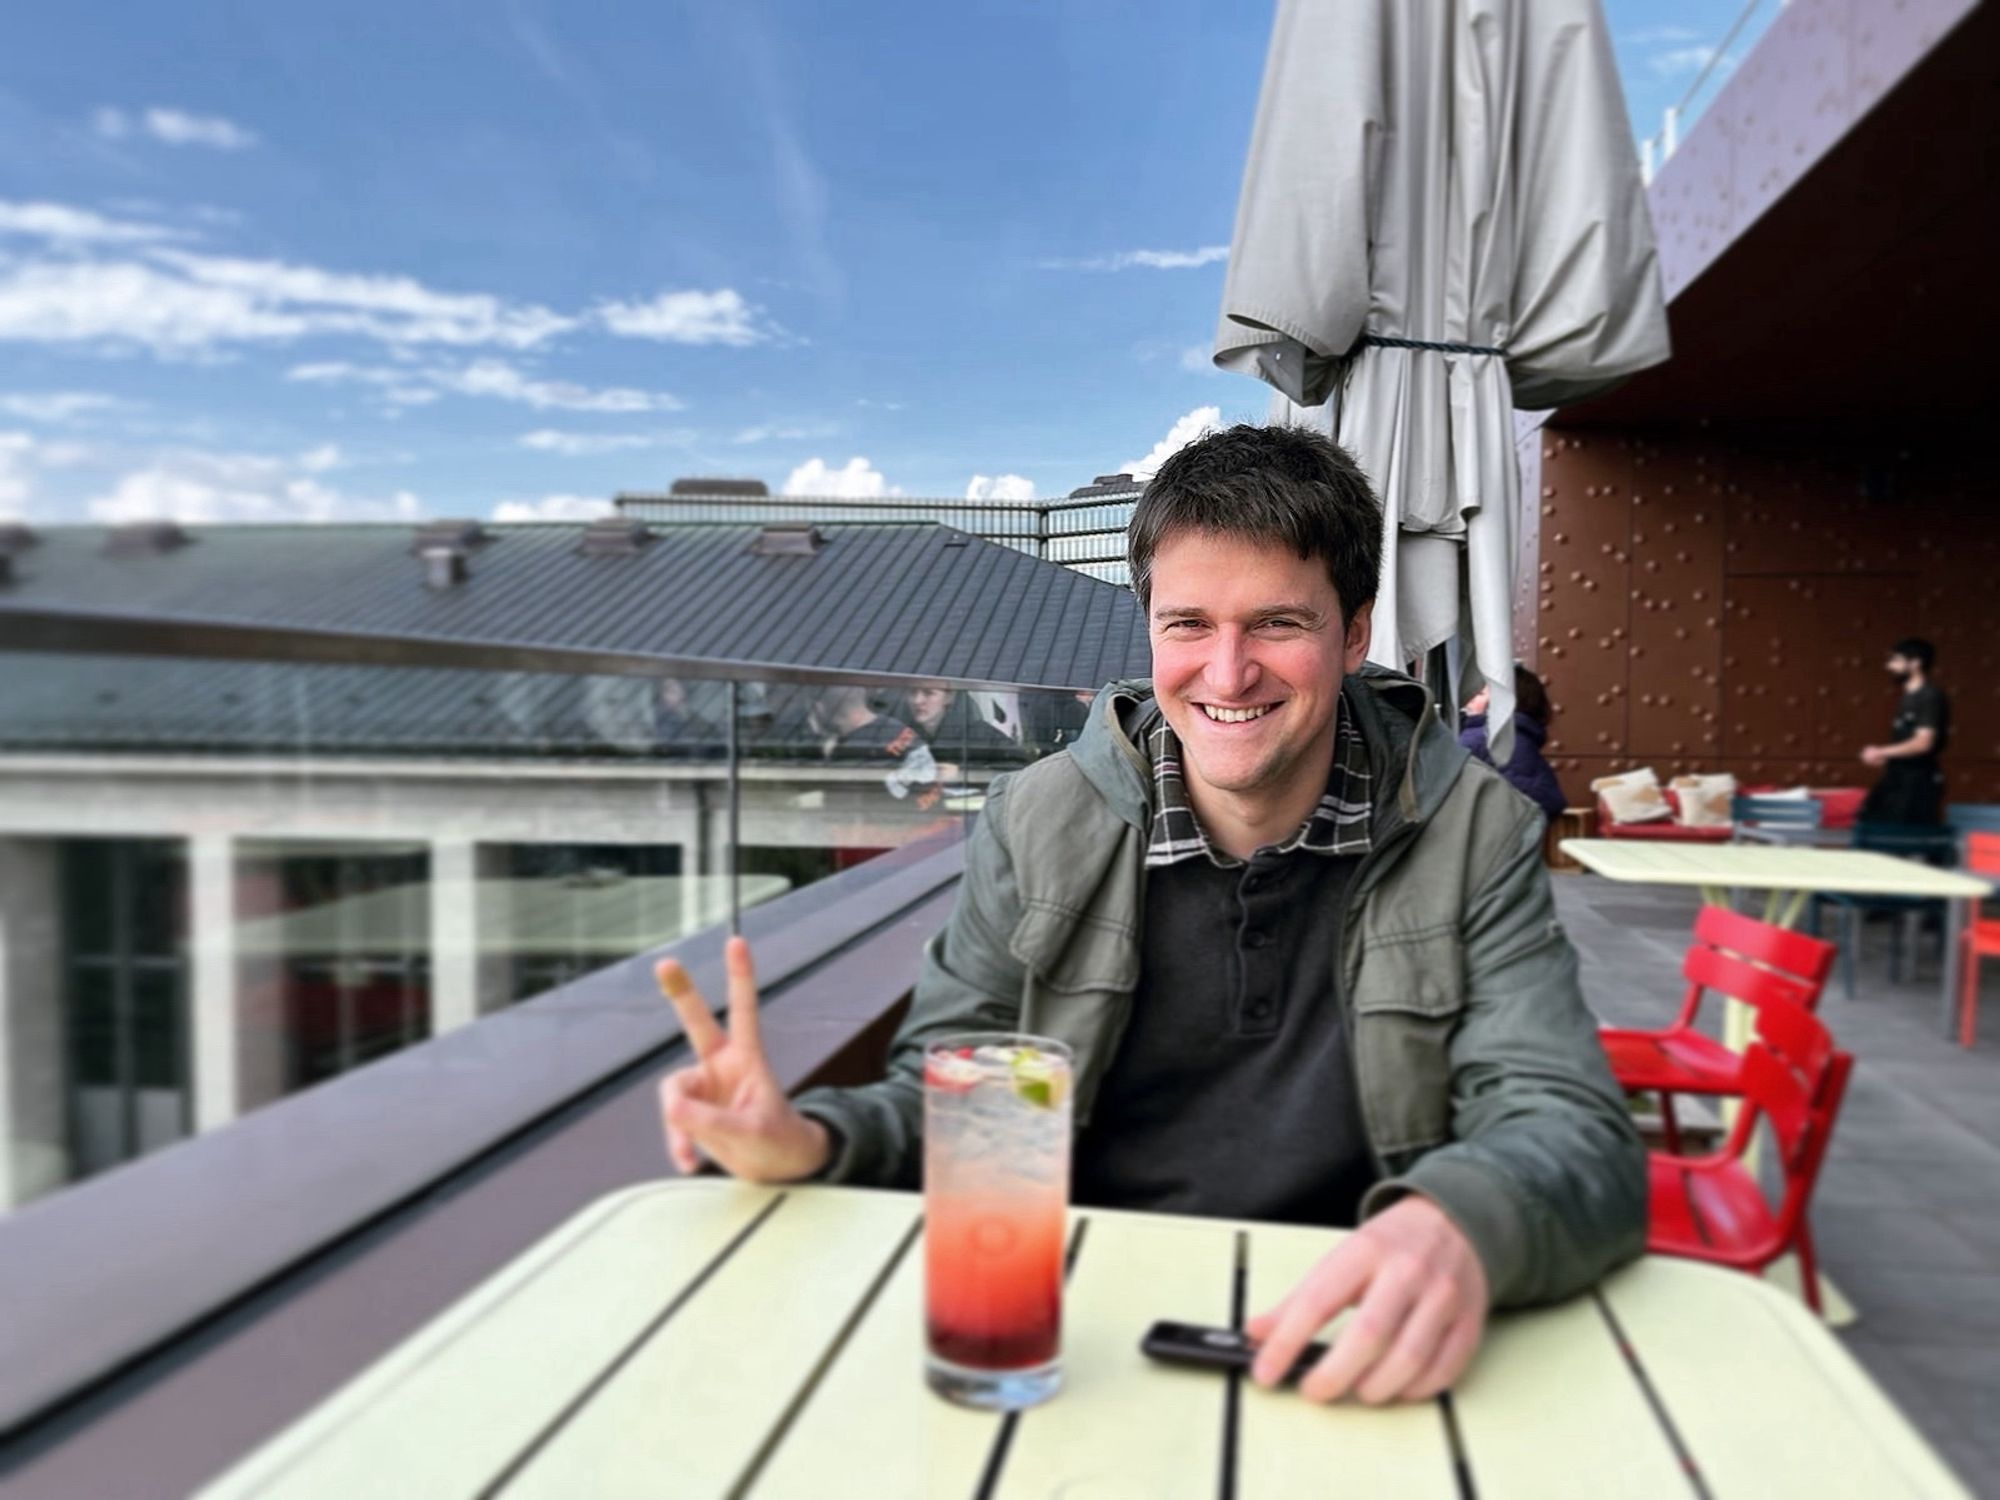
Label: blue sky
xmin=0 ymin=1 xmax=1762 ymax=525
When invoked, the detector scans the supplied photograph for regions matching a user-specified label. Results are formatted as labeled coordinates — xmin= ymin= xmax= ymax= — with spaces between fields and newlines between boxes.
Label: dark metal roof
xmin=0 ymin=521 xmax=1149 ymax=694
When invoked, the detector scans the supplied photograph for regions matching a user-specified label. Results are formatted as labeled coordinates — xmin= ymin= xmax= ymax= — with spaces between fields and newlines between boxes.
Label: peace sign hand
xmin=655 ymin=936 xmax=832 ymax=1182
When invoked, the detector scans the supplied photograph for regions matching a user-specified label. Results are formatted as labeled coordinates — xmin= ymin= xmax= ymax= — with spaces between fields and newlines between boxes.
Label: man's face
xmin=1147 ymin=529 xmax=1370 ymax=806
xmin=907 ymin=686 xmax=950 ymax=730
xmin=1886 ymin=653 xmax=1914 ymax=681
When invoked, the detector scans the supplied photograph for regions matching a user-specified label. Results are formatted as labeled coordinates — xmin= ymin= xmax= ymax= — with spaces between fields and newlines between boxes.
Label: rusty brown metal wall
xmin=1518 ymin=425 xmax=2000 ymax=806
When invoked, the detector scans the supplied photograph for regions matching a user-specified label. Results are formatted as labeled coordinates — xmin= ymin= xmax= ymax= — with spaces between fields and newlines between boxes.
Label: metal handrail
xmin=1638 ymin=0 xmax=1780 ymax=184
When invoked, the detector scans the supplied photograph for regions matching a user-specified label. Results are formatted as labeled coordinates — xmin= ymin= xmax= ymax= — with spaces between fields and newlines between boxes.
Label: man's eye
xmin=1259 ymin=619 xmax=1301 ymax=632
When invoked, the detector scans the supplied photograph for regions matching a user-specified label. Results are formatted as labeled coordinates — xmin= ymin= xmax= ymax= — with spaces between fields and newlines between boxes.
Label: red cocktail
xmin=923 ymin=1034 xmax=1072 ymax=1410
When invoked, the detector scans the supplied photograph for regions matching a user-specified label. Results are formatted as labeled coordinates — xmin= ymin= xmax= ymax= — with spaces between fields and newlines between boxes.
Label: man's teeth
xmin=1202 ymin=704 xmax=1273 ymax=723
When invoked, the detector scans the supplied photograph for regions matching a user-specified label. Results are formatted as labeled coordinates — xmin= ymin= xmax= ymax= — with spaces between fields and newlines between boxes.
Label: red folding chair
xmin=1645 ymin=995 xmax=1853 ymax=1315
xmin=1957 ymin=832 xmax=2000 ymax=1048
xmin=1600 ymin=905 xmax=1837 ymax=1152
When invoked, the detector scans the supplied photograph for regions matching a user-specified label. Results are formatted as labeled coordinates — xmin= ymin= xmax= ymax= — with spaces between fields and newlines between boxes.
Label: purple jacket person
xmin=1458 ymin=667 xmax=1566 ymax=824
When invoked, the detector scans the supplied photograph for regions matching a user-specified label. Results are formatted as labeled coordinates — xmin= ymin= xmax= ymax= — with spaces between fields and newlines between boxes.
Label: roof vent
xmin=749 ymin=522 xmax=825 ymax=557
xmin=420 ymin=544 xmax=470 ymax=588
xmin=1067 ymin=473 xmax=1141 ymax=499
xmin=580 ymin=516 xmax=654 ymax=556
xmin=104 ymin=520 xmax=191 ymax=556
xmin=411 ymin=517 xmax=487 ymax=554
xmin=0 ymin=523 xmax=37 ymax=555
xmin=0 ymin=555 xmax=12 ymax=587
xmin=672 ymin=477 xmax=770 ymax=497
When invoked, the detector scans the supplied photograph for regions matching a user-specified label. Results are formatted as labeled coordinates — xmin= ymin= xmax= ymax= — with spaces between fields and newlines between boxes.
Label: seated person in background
xmin=658 ymin=424 xmax=1642 ymax=1406
xmin=808 ymin=685 xmax=940 ymax=807
xmin=894 ymin=685 xmax=1026 ymax=780
xmin=1459 ymin=665 xmax=1566 ymax=824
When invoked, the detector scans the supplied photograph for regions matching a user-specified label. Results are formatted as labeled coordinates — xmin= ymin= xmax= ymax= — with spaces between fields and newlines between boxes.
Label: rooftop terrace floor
xmin=1558 ymin=873 xmax=2000 ymax=1497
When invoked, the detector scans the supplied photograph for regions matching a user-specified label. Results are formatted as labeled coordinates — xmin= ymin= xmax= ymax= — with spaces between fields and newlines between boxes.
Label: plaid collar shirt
xmin=1145 ymin=690 xmax=1374 ymax=869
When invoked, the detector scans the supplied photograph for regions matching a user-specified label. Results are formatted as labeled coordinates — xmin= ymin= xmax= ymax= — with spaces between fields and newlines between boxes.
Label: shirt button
xmin=1242 ymin=875 xmax=1264 ymax=893
xmin=1245 ymin=930 xmax=1270 ymax=949
xmin=1246 ymin=1000 xmax=1273 ymax=1021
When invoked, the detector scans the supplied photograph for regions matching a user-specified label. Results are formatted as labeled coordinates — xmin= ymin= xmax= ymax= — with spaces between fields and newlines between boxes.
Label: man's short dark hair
xmin=1892 ymin=637 xmax=1936 ymax=672
xmin=1127 ymin=423 xmax=1384 ymax=622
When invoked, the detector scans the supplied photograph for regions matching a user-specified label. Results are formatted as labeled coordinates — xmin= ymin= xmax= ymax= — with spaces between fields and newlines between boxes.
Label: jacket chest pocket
xmin=1350 ymin=931 xmax=1465 ymax=1157
xmin=1011 ymin=901 xmax=1140 ymax=1128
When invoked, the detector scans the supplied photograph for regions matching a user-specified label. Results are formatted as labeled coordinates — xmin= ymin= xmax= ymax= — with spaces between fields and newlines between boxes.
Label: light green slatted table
xmin=204 ymin=1181 xmax=1967 ymax=1500
xmin=1561 ymin=839 xmax=1991 ymax=1041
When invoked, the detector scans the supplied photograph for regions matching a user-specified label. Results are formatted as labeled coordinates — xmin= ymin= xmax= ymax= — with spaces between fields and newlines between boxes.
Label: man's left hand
xmin=1246 ymin=1196 xmax=1488 ymax=1404
xmin=1861 ymin=745 xmax=1887 ymax=767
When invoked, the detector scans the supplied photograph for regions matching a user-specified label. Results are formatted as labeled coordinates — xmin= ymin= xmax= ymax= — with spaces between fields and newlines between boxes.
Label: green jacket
xmin=797 ymin=665 xmax=1644 ymax=1308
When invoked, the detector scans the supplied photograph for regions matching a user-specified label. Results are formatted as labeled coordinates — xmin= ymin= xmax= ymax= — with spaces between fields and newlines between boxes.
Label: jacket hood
xmin=1070 ymin=663 xmax=1470 ymax=839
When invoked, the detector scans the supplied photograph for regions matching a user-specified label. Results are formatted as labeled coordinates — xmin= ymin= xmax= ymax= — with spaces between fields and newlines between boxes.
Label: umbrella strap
xmin=1361 ymin=335 xmax=1506 ymax=357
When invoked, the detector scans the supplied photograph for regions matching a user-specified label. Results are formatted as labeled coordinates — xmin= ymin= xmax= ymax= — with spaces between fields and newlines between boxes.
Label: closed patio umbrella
xmin=1214 ymin=0 xmax=1669 ymax=759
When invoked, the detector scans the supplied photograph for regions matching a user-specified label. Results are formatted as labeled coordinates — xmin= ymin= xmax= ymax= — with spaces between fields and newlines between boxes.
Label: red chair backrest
xmin=1690 ymin=904 xmax=1837 ymax=987
xmin=1966 ymin=832 xmax=2000 ymax=878
xmin=1670 ymin=906 xmax=1837 ymax=1027
xmin=1727 ymin=997 xmax=1853 ymax=1241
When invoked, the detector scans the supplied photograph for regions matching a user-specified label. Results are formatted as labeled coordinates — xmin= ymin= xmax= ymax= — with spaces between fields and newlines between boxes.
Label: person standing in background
xmin=1459 ymin=665 xmax=1566 ymax=824
xmin=1860 ymin=638 xmax=1950 ymax=825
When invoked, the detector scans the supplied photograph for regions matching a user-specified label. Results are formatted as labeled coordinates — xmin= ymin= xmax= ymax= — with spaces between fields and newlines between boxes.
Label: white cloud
xmin=1122 ymin=406 xmax=1221 ymax=479
xmin=0 ymin=199 xmax=183 ymax=246
xmin=0 ymin=391 xmax=125 ymax=423
xmin=297 ymin=443 xmax=342 ymax=473
xmin=1626 ymin=26 xmax=1703 ymax=45
xmin=0 ymin=251 xmax=576 ymax=357
xmin=1179 ymin=344 xmax=1215 ymax=374
xmin=965 ymin=474 xmax=1035 ymax=502
xmin=0 ymin=429 xmax=102 ymax=518
xmin=596 ymin=288 xmax=767 ymax=346
xmin=140 ymin=108 xmax=259 ymax=150
xmin=492 ymin=494 xmax=613 ymax=522
xmin=1041 ymin=246 xmax=1229 ymax=272
xmin=518 ymin=428 xmax=692 ymax=456
xmin=1650 ymin=45 xmax=1737 ymax=78
xmin=286 ymin=358 xmax=681 ymax=414
xmin=784 ymin=456 xmax=893 ymax=498
xmin=731 ymin=420 xmax=838 ymax=444
xmin=0 ymin=432 xmax=35 ymax=515
xmin=96 ymin=106 xmax=259 ymax=150
xmin=83 ymin=446 xmax=422 ymax=524
xmin=433 ymin=358 xmax=682 ymax=413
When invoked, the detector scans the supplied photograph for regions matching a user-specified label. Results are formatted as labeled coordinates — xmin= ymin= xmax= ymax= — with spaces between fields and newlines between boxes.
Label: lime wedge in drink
xmin=1010 ymin=1050 xmax=1065 ymax=1109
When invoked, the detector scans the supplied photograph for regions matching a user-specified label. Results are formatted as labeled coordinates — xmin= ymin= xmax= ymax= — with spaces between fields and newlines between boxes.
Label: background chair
xmin=1601 ymin=906 xmax=1836 ymax=1153
xmin=1958 ymin=832 xmax=2000 ymax=1047
xmin=1644 ymin=995 xmax=1853 ymax=1315
xmin=1732 ymin=793 xmax=1824 ymax=831
xmin=1807 ymin=821 xmax=1959 ymax=997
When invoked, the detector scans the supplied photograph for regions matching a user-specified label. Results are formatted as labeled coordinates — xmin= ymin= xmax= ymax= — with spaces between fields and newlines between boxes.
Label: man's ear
xmin=1343 ymin=600 xmax=1374 ymax=675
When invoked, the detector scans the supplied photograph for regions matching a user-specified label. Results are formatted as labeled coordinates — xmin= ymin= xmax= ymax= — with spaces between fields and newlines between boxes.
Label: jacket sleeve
xmin=791 ymin=778 xmax=1030 ymax=1188
xmin=1362 ymin=801 xmax=1646 ymax=1307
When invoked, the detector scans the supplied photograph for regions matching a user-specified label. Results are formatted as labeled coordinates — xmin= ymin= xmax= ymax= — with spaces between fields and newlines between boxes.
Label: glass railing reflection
xmin=0 ymin=652 xmax=1096 ymax=1216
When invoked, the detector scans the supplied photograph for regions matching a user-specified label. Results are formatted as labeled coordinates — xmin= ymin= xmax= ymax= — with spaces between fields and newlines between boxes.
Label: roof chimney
xmin=0 ymin=523 xmax=37 ymax=556
xmin=0 ymin=555 xmax=13 ymax=587
xmin=749 ymin=522 xmax=825 ymax=557
xmin=580 ymin=516 xmax=654 ymax=556
xmin=671 ymin=477 xmax=770 ymax=497
xmin=104 ymin=520 xmax=191 ymax=555
xmin=421 ymin=545 xmax=469 ymax=588
xmin=411 ymin=518 xmax=487 ymax=554
xmin=1067 ymin=473 xmax=1141 ymax=499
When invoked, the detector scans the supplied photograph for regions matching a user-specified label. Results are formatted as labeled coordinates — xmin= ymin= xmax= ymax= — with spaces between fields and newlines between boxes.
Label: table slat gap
xmin=1216 ymin=1229 xmax=1246 ymax=1500
xmin=727 ymin=1213 xmax=922 ymax=1500
xmin=478 ymin=1189 xmax=789 ymax=1498
xmin=1588 ymin=1289 xmax=1712 ymax=1500
xmin=974 ymin=1214 xmax=1090 ymax=1500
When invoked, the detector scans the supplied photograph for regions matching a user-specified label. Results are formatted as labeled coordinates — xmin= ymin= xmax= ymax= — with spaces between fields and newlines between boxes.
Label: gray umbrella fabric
xmin=1214 ymin=0 xmax=1669 ymax=758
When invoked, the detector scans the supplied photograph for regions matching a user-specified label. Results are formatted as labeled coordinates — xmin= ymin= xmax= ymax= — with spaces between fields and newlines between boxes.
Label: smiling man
xmin=655 ymin=423 xmax=1643 ymax=1405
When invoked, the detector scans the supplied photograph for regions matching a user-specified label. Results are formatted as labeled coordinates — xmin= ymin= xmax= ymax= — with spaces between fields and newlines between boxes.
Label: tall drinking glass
xmin=922 ymin=1032 xmax=1073 ymax=1410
